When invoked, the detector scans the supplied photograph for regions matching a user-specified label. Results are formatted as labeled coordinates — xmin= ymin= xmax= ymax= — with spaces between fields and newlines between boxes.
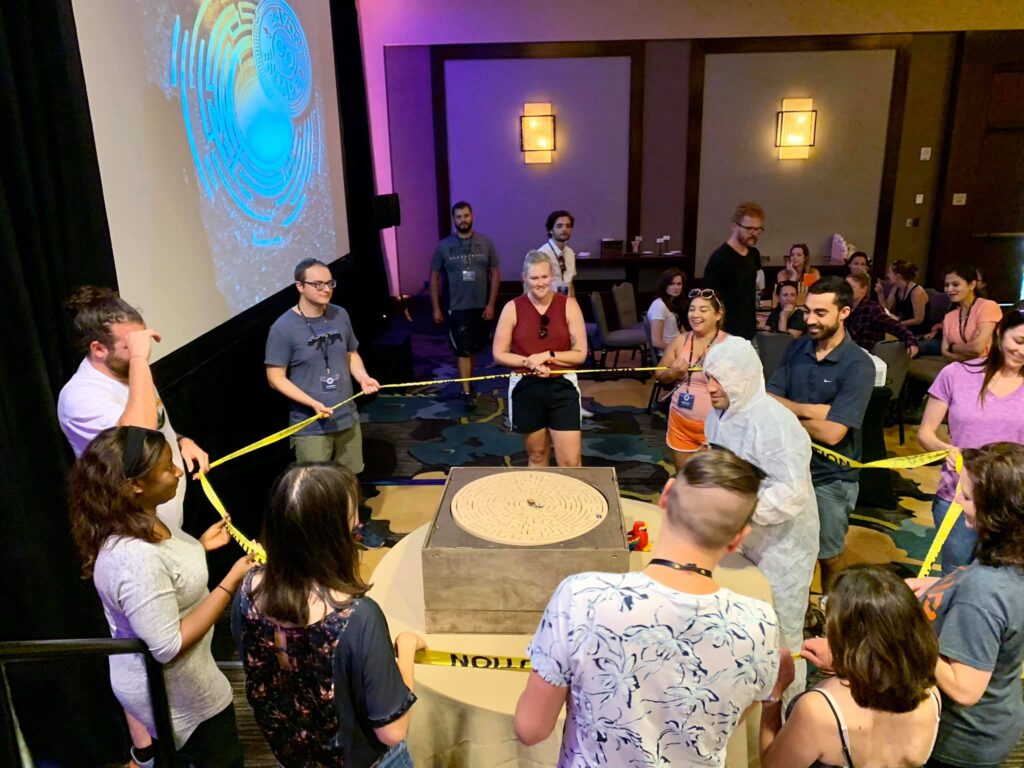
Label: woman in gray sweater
xmin=68 ymin=426 xmax=254 ymax=767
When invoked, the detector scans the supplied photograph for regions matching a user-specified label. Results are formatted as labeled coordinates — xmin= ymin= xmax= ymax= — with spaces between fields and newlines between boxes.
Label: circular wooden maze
xmin=451 ymin=471 xmax=608 ymax=546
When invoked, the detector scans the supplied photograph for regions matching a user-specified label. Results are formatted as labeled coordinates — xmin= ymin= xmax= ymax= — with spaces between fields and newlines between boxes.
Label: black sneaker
xmin=362 ymin=518 xmax=407 ymax=548
xmin=460 ymin=391 xmax=476 ymax=409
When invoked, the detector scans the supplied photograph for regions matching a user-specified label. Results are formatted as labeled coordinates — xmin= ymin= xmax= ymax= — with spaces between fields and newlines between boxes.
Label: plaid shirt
xmin=845 ymin=299 xmax=918 ymax=351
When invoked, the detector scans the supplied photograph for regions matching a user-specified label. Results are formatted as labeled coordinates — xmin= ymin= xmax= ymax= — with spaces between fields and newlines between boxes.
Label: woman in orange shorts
xmin=654 ymin=289 xmax=728 ymax=470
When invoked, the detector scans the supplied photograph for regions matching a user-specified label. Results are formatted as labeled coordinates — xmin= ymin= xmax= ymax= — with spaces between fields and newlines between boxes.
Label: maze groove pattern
xmin=450 ymin=471 xmax=609 ymax=546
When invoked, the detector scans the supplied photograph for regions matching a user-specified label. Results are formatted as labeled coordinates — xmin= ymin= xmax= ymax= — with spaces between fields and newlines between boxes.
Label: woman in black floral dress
xmin=232 ymin=463 xmax=424 ymax=767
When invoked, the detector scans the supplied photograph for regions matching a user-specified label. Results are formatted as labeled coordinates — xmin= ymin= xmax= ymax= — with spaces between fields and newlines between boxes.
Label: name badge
xmin=462 ymin=270 xmax=476 ymax=282
xmin=320 ymin=375 xmax=338 ymax=392
xmin=677 ymin=392 xmax=695 ymax=410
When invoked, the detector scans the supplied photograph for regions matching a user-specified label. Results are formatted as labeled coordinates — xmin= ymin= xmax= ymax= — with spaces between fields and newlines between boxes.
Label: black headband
xmin=122 ymin=426 xmax=162 ymax=478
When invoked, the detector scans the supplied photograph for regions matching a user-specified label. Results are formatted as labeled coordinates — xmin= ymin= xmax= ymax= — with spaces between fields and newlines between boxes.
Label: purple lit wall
xmin=443 ymin=56 xmax=632 ymax=281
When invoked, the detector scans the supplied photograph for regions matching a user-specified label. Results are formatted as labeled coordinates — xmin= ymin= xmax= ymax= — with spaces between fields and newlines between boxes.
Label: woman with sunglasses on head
xmin=763 ymin=565 xmax=942 ymax=768
xmin=233 ymin=463 xmax=423 ymax=767
xmin=917 ymin=311 xmax=1024 ymax=573
xmin=647 ymin=268 xmax=688 ymax=354
xmin=654 ymin=289 xmax=729 ymax=470
xmin=68 ymin=426 xmax=254 ymax=767
xmin=493 ymin=251 xmax=588 ymax=467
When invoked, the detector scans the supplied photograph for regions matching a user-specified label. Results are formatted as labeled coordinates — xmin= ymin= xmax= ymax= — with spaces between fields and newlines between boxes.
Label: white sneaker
xmin=581 ymin=406 xmax=594 ymax=419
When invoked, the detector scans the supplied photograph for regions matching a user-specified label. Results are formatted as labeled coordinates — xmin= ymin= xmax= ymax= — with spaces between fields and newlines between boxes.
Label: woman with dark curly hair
xmin=232 ymin=463 xmax=423 ymax=767
xmin=68 ymin=426 xmax=253 ymax=767
xmin=904 ymin=442 xmax=1024 ymax=768
xmin=763 ymin=565 xmax=941 ymax=767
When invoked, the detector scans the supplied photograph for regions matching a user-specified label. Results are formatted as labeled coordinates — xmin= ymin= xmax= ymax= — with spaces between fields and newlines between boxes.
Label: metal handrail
xmin=0 ymin=638 xmax=175 ymax=766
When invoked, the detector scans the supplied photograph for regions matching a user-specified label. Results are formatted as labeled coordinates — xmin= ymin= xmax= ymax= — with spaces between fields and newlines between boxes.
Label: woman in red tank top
xmin=493 ymin=251 xmax=588 ymax=466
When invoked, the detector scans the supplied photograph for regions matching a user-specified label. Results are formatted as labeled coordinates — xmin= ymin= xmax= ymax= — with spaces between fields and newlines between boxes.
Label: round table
xmin=368 ymin=498 xmax=772 ymax=767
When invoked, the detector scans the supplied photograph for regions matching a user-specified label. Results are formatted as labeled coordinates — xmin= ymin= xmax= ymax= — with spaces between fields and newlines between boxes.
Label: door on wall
xmin=931 ymin=31 xmax=1024 ymax=304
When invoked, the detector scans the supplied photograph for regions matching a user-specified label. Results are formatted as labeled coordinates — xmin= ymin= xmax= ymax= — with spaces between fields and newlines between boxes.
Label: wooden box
xmin=422 ymin=467 xmax=628 ymax=634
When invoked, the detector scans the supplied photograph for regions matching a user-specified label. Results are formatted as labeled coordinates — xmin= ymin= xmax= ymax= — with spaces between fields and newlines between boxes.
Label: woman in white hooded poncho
xmin=703 ymin=336 xmax=819 ymax=698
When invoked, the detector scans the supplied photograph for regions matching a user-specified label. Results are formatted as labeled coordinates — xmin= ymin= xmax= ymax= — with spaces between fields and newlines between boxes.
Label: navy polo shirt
xmin=766 ymin=333 xmax=875 ymax=482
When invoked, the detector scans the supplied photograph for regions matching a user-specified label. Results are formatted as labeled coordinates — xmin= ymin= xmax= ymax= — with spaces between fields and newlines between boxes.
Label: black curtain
xmin=0 ymin=0 xmax=388 ymax=763
xmin=0 ymin=0 xmax=131 ymax=763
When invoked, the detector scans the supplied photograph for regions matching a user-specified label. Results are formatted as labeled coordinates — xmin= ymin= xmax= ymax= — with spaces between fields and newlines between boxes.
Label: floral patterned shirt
xmin=232 ymin=570 xmax=415 ymax=767
xmin=528 ymin=571 xmax=779 ymax=768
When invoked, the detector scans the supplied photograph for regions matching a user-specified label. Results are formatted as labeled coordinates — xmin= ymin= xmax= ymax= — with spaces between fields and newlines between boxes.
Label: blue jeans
xmin=916 ymin=336 xmax=943 ymax=356
xmin=815 ymin=479 xmax=859 ymax=560
xmin=377 ymin=741 xmax=414 ymax=768
xmin=931 ymin=495 xmax=976 ymax=574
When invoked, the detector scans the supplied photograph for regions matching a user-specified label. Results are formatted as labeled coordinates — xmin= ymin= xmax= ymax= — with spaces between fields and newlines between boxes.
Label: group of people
xmin=52 ymin=195 xmax=1024 ymax=767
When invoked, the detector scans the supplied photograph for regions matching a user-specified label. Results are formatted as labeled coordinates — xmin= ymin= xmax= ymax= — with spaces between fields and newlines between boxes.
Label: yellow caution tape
xmin=811 ymin=445 xmax=949 ymax=471
xmin=415 ymin=649 xmax=531 ymax=671
xmin=197 ymin=474 xmax=267 ymax=564
xmin=413 ymin=648 xmax=802 ymax=670
xmin=197 ymin=367 xmax=675 ymax=562
xmin=917 ymin=453 xmax=964 ymax=577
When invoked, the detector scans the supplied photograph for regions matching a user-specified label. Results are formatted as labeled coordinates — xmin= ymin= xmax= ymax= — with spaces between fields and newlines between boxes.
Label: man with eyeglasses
xmin=430 ymin=201 xmax=500 ymax=407
xmin=265 ymin=258 xmax=384 ymax=544
xmin=704 ymin=201 xmax=766 ymax=340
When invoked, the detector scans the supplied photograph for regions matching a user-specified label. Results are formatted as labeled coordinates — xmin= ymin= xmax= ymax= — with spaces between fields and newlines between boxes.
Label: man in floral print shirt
xmin=515 ymin=450 xmax=789 ymax=767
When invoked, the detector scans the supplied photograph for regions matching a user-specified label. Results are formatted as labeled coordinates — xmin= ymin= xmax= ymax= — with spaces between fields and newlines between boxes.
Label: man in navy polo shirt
xmin=767 ymin=276 xmax=874 ymax=590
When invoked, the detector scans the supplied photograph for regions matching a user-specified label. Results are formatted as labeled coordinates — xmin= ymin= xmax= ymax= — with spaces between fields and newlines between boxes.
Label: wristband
xmin=216 ymin=584 xmax=234 ymax=598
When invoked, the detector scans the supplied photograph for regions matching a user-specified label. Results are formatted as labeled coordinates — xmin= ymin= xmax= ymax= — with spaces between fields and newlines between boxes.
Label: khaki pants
xmin=290 ymin=421 xmax=364 ymax=474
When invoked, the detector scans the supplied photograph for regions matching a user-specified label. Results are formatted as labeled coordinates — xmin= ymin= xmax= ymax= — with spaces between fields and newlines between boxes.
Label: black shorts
xmin=447 ymin=309 xmax=490 ymax=357
xmin=510 ymin=376 xmax=581 ymax=434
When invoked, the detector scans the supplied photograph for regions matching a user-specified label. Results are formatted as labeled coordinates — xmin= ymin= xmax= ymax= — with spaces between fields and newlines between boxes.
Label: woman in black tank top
xmin=878 ymin=259 xmax=928 ymax=335
xmin=761 ymin=566 xmax=941 ymax=768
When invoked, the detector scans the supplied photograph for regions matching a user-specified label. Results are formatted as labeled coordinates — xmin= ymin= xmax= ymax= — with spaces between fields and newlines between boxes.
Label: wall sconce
xmin=520 ymin=103 xmax=555 ymax=164
xmin=775 ymin=98 xmax=816 ymax=159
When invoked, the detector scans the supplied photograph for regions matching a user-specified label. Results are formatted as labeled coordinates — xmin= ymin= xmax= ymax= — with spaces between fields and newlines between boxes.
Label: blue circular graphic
xmin=253 ymin=0 xmax=312 ymax=117
xmin=170 ymin=0 xmax=322 ymax=246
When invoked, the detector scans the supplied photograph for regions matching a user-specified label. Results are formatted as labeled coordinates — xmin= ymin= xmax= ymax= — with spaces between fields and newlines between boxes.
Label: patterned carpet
xmin=218 ymin=320 xmax=1019 ymax=766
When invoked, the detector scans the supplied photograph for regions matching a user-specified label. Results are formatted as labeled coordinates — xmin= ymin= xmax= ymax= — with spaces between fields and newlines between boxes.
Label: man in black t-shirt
xmin=703 ymin=201 xmax=765 ymax=339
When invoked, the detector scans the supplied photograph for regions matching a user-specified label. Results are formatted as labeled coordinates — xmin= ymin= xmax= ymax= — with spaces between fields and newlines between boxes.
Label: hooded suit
xmin=704 ymin=336 xmax=819 ymax=698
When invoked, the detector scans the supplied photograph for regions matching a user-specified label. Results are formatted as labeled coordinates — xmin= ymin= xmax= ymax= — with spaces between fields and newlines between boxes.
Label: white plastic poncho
xmin=704 ymin=336 xmax=819 ymax=699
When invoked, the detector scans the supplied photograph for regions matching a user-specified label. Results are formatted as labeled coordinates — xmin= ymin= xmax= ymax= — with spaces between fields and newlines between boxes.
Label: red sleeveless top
xmin=510 ymin=293 xmax=572 ymax=373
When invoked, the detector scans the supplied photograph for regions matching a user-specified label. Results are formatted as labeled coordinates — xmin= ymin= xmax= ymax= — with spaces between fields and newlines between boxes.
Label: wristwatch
xmin=760 ymin=694 xmax=781 ymax=704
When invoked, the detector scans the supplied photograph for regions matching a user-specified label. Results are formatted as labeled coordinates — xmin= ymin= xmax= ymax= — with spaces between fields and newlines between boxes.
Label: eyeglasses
xmin=688 ymin=289 xmax=718 ymax=299
xmin=736 ymin=224 xmax=765 ymax=234
xmin=301 ymin=280 xmax=337 ymax=291
xmin=538 ymin=314 xmax=550 ymax=339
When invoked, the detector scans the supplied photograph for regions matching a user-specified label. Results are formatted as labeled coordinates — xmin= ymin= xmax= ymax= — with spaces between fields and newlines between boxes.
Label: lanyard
xmin=958 ymin=299 xmax=975 ymax=343
xmin=683 ymin=332 xmax=717 ymax=392
xmin=297 ymin=305 xmax=332 ymax=375
xmin=648 ymin=558 xmax=713 ymax=579
xmin=548 ymin=239 xmax=567 ymax=275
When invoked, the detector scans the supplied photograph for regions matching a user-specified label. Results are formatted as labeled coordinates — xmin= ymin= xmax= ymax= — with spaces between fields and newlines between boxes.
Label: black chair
xmin=590 ymin=292 xmax=647 ymax=367
xmin=643 ymin=313 xmax=668 ymax=413
xmin=754 ymin=332 xmax=793 ymax=382
xmin=871 ymin=340 xmax=910 ymax=445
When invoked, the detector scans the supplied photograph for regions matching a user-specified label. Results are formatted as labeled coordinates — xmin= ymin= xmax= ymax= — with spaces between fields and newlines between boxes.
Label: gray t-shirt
xmin=93 ymin=531 xmax=233 ymax=748
xmin=430 ymin=233 xmax=499 ymax=311
xmin=265 ymin=304 xmax=359 ymax=435
xmin=921 ymin=562 xmax=1024 ymax=766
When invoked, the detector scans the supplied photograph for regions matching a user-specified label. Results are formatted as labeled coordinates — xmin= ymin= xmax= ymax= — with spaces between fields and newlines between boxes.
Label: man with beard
xmin=536 ymin=210 xmax=577 ymax=297
xmin=430 ymin=201 xmax=500 ymax=406
xmin=766 ymin=277 xmax=874 ymax=590
xmin=703 ymin=201 xmax=765 ymax=339
xmin=57 ymin=286 xmax=208 ymax=529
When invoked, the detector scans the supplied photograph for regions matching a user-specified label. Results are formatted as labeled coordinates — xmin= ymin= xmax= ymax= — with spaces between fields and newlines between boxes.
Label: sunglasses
xmin=688 ymin=289 xmax=718 ymax=299
xmin=539 ymin=314 xmax=550 ymax=339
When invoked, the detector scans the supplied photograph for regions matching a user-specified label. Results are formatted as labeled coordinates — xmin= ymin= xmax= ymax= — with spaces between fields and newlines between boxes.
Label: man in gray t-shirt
xmin=429 ymin=201 xmax=500 ymax=404
xmin=265 ymin=258 xmax=380 ymax=473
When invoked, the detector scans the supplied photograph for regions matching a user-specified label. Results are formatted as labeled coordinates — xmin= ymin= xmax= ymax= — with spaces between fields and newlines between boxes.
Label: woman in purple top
xmin=918 ymin=311 xmax=1024 ymax=573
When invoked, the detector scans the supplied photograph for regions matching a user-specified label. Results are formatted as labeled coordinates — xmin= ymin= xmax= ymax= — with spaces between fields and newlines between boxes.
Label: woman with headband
xmin=68 ymin=426 xmax=254 ymax=767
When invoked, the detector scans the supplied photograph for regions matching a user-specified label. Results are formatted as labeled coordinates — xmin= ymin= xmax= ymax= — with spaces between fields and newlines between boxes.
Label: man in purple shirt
xmin=845 ymin=272 xmax=919 ymax=357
